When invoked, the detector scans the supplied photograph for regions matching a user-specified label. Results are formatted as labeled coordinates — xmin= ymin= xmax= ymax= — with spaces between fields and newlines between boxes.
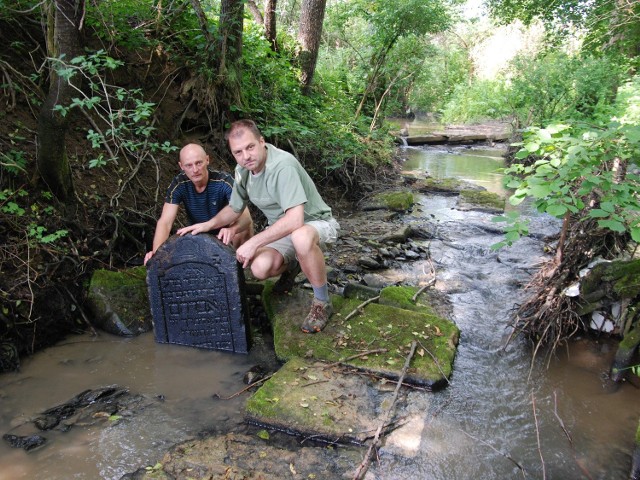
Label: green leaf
xmin=524 ymin=142 xmax=540 ymax=152
xmin=598 ymin=219 xmax=626 ymax=233
xmin=588 ymin=209 xmax=609 ymax=218
xmin=528 ymin=184 xmax=552 ymax=198
xmin=546 ymin=204 xmax=567 ymax=217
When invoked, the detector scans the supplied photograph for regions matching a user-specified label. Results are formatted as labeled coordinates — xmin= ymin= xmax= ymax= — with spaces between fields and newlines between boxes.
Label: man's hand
xmin=177 ymin=222 xmax=210 ymax=236
xmin=143 ymin=250 xmax=155 ymax=265
xmin=235 ymin=239 xmax=259 ymax=268
xmin=217 ymin=226 xmax=236 ymax=245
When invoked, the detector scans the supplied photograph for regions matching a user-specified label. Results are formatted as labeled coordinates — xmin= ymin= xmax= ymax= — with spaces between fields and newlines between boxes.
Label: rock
xmin=456 ymin=189 xmax=505 ymax=213
xmin=86 ymin=266 xmax=152 ymax=336
xmin=243 ymin=365 xmax=267 ymax=385
xmin=378 ymin=225 xmax=411 ymax=244
xmin=358 ymin=256 xmax=383 ymax=270
xmin=2 ymin=434 xmax=47 ymax=451
xmin=343 ymin=282 xmax=381 ymax=300
xmin=404 ymin=250 xmax=420 ymax=260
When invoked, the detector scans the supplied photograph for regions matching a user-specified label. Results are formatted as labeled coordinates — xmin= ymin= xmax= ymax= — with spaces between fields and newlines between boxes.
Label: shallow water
xmin=0 ymin=333 xmax=262 ymax=480
xmin=1 ymin=143 xmax=639 ymax=479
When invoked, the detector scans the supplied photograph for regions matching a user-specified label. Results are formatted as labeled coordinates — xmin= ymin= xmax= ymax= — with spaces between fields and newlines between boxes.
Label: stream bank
xmin=1 ymin=139 xmax=639 ymax=479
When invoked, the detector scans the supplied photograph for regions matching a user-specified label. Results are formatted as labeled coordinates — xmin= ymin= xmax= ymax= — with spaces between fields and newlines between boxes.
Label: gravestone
xmin=146 ymin=234 xmax=250 ymax=353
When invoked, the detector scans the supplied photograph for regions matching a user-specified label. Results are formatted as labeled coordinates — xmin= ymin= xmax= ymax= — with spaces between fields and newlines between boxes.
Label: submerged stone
xmin=123 ymin=432 xmax=364 ymax=480
xmin=413 ymin=176 xmax=484 ymax=195
xmin=456 ymin=189 xmax=505 ymax=213
xmin=246 ymin=356 xmax=420 ymax=445
xmin=146 ymin=234 xmax=250 ymax=353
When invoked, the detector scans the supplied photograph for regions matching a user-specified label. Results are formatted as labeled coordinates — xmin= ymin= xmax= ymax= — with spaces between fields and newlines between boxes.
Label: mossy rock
xmin=265 ymin=287 xmax=459 ymax=389
xmin=86 ymin=266 xmax=152 ymax=336
xmin=372 ymin=191 xmax=414 ymax=211
xmin=378 ymin=285 xmax=438 ymax=316
xmin=413 ymin=177 xmax=484 ymax=195
xmin=456 ymin=189 xmax=505 ymax=213
xmin=246 ymin=357 xmax=405 ymax=444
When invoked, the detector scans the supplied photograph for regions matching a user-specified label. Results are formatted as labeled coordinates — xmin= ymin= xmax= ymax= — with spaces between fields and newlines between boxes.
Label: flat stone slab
xmin=266 ymin=285 xmax=459 ymax=389
xmin=456 ymin=189 xmax=505 ymax=213
xmin=245 ymin=356 xmax=415 ymax=444
xmin=127 ymin=432 xmax=364 ymax=479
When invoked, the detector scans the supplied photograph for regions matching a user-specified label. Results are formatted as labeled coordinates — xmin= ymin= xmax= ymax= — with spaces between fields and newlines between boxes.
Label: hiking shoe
xmin=272 ymin=260 xmax=301 ymax=295
xmin=301 ymin=298 xmax=333 ymax=334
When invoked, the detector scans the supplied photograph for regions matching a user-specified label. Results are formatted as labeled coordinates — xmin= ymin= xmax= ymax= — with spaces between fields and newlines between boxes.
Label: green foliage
xmin=237 ymin=25 xmax=392 ymax=177
xmin=490 ymin=211 xmax=530 ymax=250
xmin=441 ymin=79 xmax=511 ymax=123
xmin=1 ymin=188 xmax=69 ymax=245
xmin=497 ymin=98 xmax=640 ymax=248
xmin=51 ymin=50 xmax=177 ymax=169
xmin=506 ymin=52 xmax=624 ymax=127
xmin=487 ymin=0 xmax=640 ymax=68
xmin=0 ymin=149 xmax=27 ymax=175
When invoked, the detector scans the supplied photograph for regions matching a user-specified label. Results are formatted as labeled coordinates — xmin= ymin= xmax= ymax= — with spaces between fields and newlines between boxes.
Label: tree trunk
xmin=297 ymin=0 xmax=326 ymax=94
xmin=216 ymin=0 xmax=244 ymax=120
xmin=264 ymin=0 xmax=278 ymax=52
xmin=36 ymin=0 xmax=85 ymax=202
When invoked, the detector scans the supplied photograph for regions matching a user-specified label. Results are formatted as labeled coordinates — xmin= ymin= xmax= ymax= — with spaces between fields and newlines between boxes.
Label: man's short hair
xmin=225 ymin=119 xmax=263 ymax=141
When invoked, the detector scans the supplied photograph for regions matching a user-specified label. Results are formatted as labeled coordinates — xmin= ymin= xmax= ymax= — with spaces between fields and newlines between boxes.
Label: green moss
xmin=373 ymin=191 xmax=414 ymax=211
xmin=245 ymin=357 xmax=333 ymax=426
xmin=415 ymin=177 xmax=466 ymax=193
xmin=267 ymin=289 xmax=459 ymax=387
xmin=379 ymin=285 xmax=437 ymax=315
xmin=90 ymin=266 xmax=147 ymax=289
xmin=636 ymin=418 xmax=640 ymax=445
xmin=459 ymin=189 xmax=505 ymax=211
xmin=620 ymin=323 xmax=640 ymax=351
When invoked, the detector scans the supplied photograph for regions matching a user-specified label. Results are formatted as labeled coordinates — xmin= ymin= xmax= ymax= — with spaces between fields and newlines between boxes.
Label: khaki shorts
xmin=267 ymin=218 xmax=340 ymax=264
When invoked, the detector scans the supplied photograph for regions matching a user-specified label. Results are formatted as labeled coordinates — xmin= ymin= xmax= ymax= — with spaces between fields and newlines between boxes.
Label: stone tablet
xmin=146 ymin=234 xmax=250 ymax=353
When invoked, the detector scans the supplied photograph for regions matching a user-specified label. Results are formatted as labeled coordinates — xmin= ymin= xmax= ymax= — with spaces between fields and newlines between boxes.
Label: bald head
xmin=180 ymin=143 xmax=207 ymax=161
xmin=178 ymin=143 xmax=210 ymax=187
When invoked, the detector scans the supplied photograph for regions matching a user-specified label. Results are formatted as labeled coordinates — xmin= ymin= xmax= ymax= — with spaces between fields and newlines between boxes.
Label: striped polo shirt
xmin=165 ymin=168 xmax=234 ymax=231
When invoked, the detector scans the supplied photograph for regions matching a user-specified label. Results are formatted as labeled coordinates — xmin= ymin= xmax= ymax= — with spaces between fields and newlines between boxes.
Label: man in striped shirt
xmin=143 ymin=143 xmax=252 ymax=265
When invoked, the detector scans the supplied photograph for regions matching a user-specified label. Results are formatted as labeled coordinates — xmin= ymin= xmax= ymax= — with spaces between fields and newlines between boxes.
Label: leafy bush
xmin=506 ymin=51 xmax=624 ymax=127
xmin=440 ymin=79 xmax=511 ymax=123
xmin=493 ymin=76 xmax=640 ymax=248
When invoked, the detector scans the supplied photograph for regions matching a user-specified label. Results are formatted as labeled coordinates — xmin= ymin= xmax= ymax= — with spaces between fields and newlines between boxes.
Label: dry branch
xmin=352 ymin=340 xmax=417 ymax=480
xmin=345 ymin=295 xmax=380 ymax=321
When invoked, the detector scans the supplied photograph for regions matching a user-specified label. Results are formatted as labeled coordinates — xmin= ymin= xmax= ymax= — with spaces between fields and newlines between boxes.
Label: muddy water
xmin=1 ymin=142 xmax=639 ymax=479
xmin=0 ymin=333 xmax=266 ymax=479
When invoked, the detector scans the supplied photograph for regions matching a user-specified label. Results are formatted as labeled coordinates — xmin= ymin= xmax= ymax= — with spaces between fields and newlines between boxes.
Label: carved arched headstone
xmin=147 ymin=234 xmax=250 ymax=353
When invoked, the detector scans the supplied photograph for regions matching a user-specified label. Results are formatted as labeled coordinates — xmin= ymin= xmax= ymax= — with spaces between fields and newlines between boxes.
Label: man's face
xmin=179 ymin=149 xmax=209 ymax=185
xmin=228 ymin=129 xmax=267 ymax=174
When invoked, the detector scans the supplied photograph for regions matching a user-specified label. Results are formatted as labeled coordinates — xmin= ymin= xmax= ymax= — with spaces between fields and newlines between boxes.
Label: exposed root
xmin=508 ymin=217 xmax=629 ymax=365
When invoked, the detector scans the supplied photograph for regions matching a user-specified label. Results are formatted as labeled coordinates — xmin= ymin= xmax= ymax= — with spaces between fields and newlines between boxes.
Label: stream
xmin=1 ymin=141 xmax=639 ymax=479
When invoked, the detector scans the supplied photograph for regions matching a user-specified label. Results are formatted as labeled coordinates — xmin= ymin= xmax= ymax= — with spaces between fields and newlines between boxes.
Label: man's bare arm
xmin=176 ymin=205 xmax=243 ymax=236
xmin=144 ymin=203 xmax=179 ymax=264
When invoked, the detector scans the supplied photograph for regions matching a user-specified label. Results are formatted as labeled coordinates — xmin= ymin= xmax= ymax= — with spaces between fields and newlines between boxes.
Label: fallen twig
xmin=532 ymin=391 xmax=546 ymax=480
xmin=460 ymin=428 xmax=527 ymax=476
xmin=352 ymin=340 xmax=417 ymax=480
xmin=212 ymin=374 xmax=273 ymax=400
xmin=323 ymin=348 xmax=388 ymax=369
xmin=416 ymin=339 xmax=449 ymax=385
xmin=412 ymin=277 xmax=435 ymax=302
xmin=345 ymin=295 xmax=380 ymax=321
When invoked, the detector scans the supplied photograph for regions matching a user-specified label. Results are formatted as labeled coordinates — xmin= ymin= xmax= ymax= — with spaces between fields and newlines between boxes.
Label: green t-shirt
xmin=229 ymin=143 xmax=332 ymax=225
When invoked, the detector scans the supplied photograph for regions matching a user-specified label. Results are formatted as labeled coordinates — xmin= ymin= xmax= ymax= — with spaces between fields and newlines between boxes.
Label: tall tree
xmin=247 ymin=0 xmax=278 ymax=51
xmin=348 ymin=0 xmax=451 ymax=120
xmin=36 ymin=0 xmax=85 ymax=202
xmin=297 ymin=0 xmax=326 ymax=93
